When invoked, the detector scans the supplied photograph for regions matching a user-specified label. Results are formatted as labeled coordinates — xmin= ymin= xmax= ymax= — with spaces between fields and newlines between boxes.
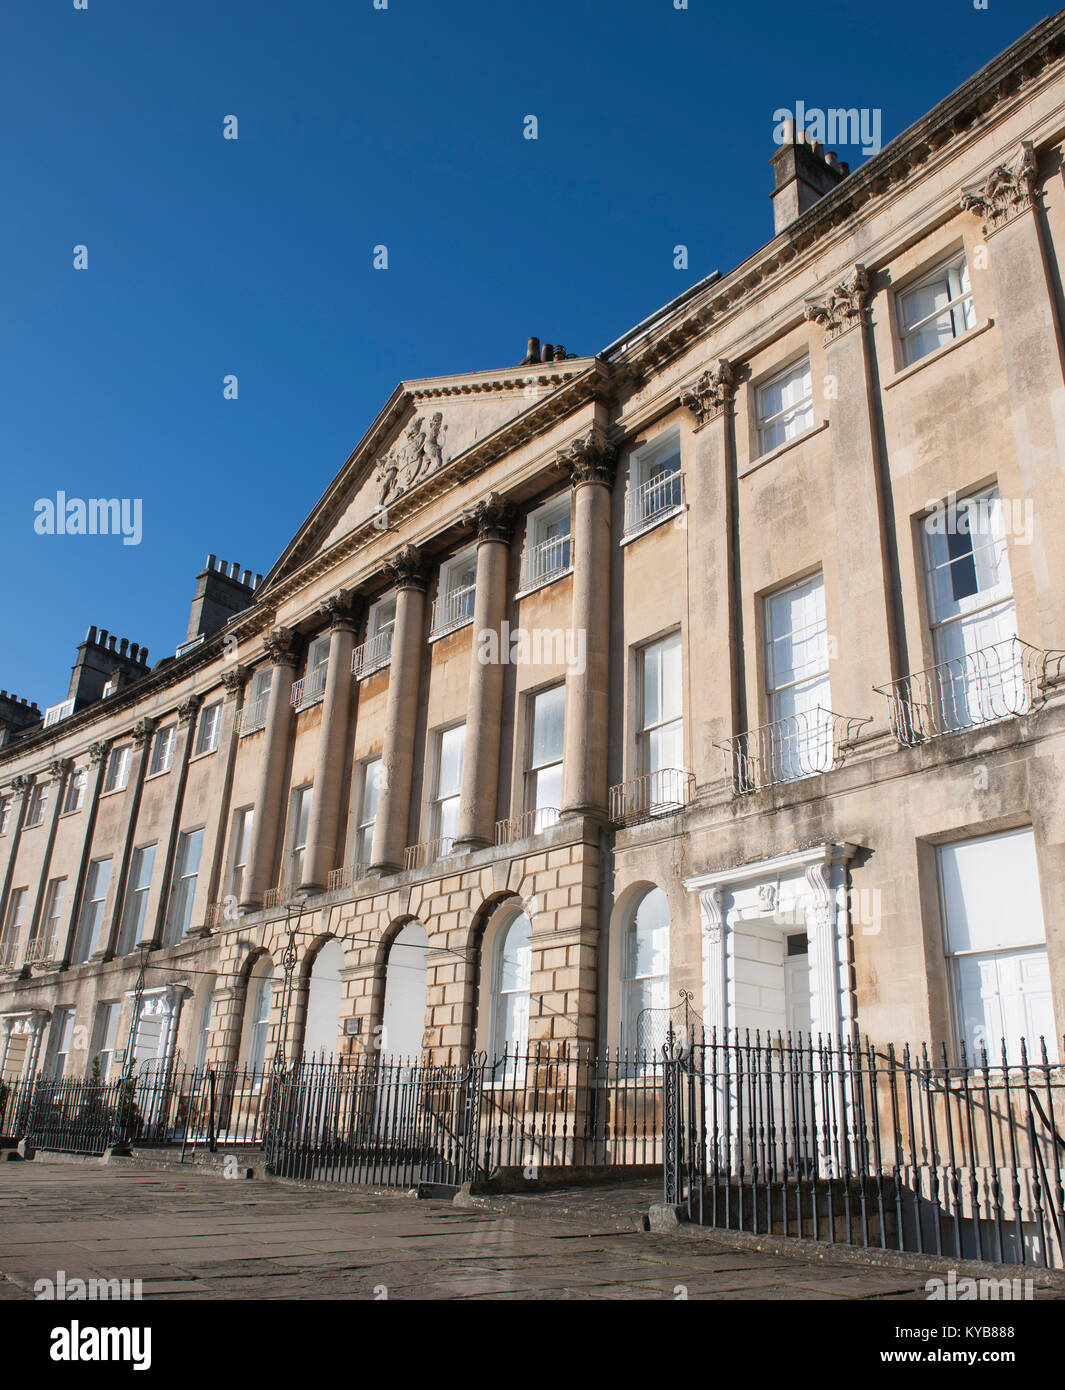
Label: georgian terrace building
xmin=4 ymin=12 xmax=1065 ymax=1084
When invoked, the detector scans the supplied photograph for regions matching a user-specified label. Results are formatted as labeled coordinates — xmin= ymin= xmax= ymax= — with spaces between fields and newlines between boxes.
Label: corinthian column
xmin=241 ymin=628 xmax=299 ymax=908
xmin=559 ymin=426 xmax=617 ymax=819
xmin=369 ymin=547 xmax=428 ymax=873
xmin=302 ymin=591 xmax=361 ymax=892
xmin=454 ymin=493 xmax=517 ymax=851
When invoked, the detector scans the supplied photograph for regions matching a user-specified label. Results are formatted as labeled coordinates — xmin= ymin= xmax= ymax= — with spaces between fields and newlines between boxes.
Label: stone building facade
xmin=3 ymin=12 xmax=1065 ymax=1081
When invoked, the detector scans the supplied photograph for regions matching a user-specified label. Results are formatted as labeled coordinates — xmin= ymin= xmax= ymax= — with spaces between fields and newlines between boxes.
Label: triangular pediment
xmin=260 ymin=358 xmax=597 ymax=592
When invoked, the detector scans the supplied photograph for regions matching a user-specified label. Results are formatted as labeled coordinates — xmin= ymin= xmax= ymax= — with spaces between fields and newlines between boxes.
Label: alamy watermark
xmin=476 ymin=622 xmax=586 ymax=675
xmin=34 ymin=492 xmax=142 ymax=546
xmin=773 ymin=101 xmax=882 ymax=157
xmin=923 ymin=491 xmax=1033 ymax=547
xmin=35 ymin=1269 xmax=142 ymax=1300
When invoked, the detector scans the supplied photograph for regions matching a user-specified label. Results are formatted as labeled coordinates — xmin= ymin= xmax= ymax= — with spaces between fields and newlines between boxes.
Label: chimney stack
xmin=67 ymin=627 xmax=150 ymax=710
xmin=770 ymin=125 xmax=849 ymax=234
xmin=184 ymin=554 xmax=260 ymax=645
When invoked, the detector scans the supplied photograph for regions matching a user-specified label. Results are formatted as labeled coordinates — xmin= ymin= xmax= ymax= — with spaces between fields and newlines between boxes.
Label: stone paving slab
xmin=2 ymin=1160 xmax=1062 ymax=1302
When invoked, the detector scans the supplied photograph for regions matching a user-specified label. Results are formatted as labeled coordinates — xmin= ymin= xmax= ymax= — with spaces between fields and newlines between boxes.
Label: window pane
xmin=530 ymin=685 xmax=565 ymax=767
xmin=437 ymin=726 xmax=465 ymax=798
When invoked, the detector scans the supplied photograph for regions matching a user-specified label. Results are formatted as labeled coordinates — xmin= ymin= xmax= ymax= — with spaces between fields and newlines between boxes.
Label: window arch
xmin=303 ymin=939 xmax=344 ymax=1060
xmin=491 ymin=911 xmax=531 ymax=1059
xmin=622 ymin=887 xmax=670 ymax=1055
xmin=242 ymin=957 xmax=274 ymax=1072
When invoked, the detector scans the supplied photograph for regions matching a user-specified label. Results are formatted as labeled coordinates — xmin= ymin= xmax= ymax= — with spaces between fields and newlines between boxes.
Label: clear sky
xmin=2 ymin=0 xmax=1056 ymax=710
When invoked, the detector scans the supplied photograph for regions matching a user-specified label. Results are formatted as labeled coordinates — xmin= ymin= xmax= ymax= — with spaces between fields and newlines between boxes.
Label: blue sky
xmin=1 ymin=0 xmax=1056 ymax=709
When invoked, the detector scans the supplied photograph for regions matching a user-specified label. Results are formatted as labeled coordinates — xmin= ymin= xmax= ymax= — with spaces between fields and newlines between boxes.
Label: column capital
xmin=382 ymin=543 xmax=429 ymax=592
xmin=220 ymin=664 xmax=249 ymax=697
xmin=11 ymin=773 xmax=36 ymax=793
xmin=461 ymin=491 xmax=518 ymax=545
xmin=319 ymin=588 xmax=362 ymax=631
xmin=132 ymin=715 xmax=157 ymax=746
xmin=556 ymin=425 xmax=618 ymax=489
xmin=47 ymin=757 xmax=73 ymax=781
xmin=960 ymin=141 xmax=1038 ymax=237
xmin=88 ymin=740 xmax=112 ymax=766
xmin=803 ymin=263 xmax=870 ymax=342
xmin=264 ymin=626 xmax=300 ymax=667
xmin=177 ymin=695 xmax=202 ymax=726
xmin=680 ymin=359 xmax=735 ymax=428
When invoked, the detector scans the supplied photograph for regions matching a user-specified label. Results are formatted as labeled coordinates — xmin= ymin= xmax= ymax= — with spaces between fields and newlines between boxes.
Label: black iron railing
xmin=661 ymin=1031 xmax=1065 ymax=1270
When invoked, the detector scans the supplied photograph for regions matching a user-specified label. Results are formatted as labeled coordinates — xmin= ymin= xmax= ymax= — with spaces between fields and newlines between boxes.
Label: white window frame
xmin=103 ymin=744 xmax=132 ymax=794
xmin=195 ymin=702 xmax=222 ymax=756
xmin=491 ymin=910 xmax=532 ymax=1062
xmin=37 ymin=877 xmax=67 ymax=961
xmin=524 ymin=684 xmax=565 ymax=832
xmin=77 ymin=858 xmax=112 ymax=961
xmin=431 ymin=547 xmax=478 ymax=637
xmin=24 ymin=782 xmax=49 ymax=827
xmin=240 ymin=668 xmax=273 ymax=736
xmin=637 ymin=633 xmax=684 ymax=780
xmin=229 ymin=807 xmax=254 ymax=901
xmin=148 ymin=725 xmax=176 ymax=777
xmin=756 ymin=356 xmax=814 ymax=456
xmin=294 ymin=636 xmax=330 ymax=710
xmin=0 ymin=798 xmax=9 ymax=835
xmin=118 ymin=844 xmax=156 ymax=954
xmin=937 ymin=828 xmax=1056 ymax=1066
xmin=49 ymin=1007 xmax=77 ymax=1078
xmin=897 ymin=251 xmax=975 ymax=368
xmin=62 ymin=768 xmax=87 ymax=814
xmin=90 ymin=1002 xmax=121 ymax=1081
xmin=621 ymin=888 xmax=670 ymax=1058
xmin=521 ymin=496 xmax=572 ymax=590
xmin=430 ymin=723 xmax=465 ymax=852
xmin=625 ymin=430 xmax=683 ymax=535
xmin=0 ymin=887 xmax=27 ymax=966
xmin=354 ymin=595 xmax=397 ymax=677
xmin=246 ymin=965 xmax=274 ymax=1072
xmin=165 ymin=829 xmax=204 ymax=945
xmin=288 ymin=786 xmax=313 ymax=887
xmin=354 ymin=758 xmax=382 ymax=867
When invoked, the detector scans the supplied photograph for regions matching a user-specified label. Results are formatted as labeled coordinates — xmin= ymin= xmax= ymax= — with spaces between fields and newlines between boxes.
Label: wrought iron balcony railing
xmin=430 ymin=584 xmax=477 ymax=638
xmin=624 ymin=470 xmax=684 ymax=535
xmin=237 ymin=694 xmax=270 ymax=736
xmin=495 ymin=807 xmax=561 ymax=845
xmin=0 ymin=934 xmax=22 ymax=973
xmin=609 ymin=768 xmax=694 ymax=826
xmin=326 ymin=863 xmax=367 ymax=892
xmin=23 ymin=933 xmax=58 ymax=969
xmin=520 ymin=535 xmax=571 ymax=590
xmin=352 ymin=629 xmax=393 ymax=678
xmin=263 ymin=884 xmax=303 ymax=910
xmin=291 ymin=667 xmax=328 ymax=711
xmin=874 ymin=637 xmax=1065 ymax=748
xmin=716 ymin=708 xmax=872 ymax=794
xmin=402 ymin=837 xmax=455 ymax=871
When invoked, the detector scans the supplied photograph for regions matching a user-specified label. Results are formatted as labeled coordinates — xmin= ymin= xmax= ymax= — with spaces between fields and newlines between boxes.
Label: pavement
xmin=2 ymin=1158 xmax=1062 ymax=1301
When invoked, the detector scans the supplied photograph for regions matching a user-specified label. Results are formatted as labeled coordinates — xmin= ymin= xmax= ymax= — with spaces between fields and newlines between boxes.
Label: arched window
xmin=303 ymin=940 xmax=344 ymax=1060
xmin=622 ymin=888 xmax=670 ymax=1055
xmin=491 ymin=911 xmax=531 ymax=1059
xmin=193 ymin=973 xmax=216 ymax=1071
xmin=381 ymin=923 xmax=428 ymax=1060
xmin=246 ymin=960 xmax=274 ymax=1072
